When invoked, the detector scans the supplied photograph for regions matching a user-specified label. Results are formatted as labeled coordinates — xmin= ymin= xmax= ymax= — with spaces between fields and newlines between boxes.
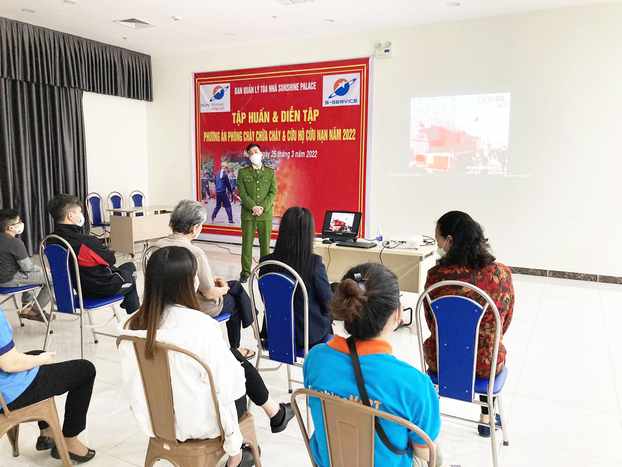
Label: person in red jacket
xmin=46 ymin=194 xmax=139 ymax=314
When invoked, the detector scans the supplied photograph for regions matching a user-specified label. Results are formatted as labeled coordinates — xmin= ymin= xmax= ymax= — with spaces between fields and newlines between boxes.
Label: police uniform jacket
xmin=237 ymin=164 xmax=277 ymax=222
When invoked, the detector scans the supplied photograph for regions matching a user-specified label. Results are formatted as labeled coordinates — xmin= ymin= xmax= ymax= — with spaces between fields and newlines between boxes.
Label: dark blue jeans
xmin=212 ymin=192 xmax=233 ymax=222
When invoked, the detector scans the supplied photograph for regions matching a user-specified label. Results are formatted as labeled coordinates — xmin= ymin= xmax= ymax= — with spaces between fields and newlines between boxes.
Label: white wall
xmin=146 ymin=4 xmax=622 ymax=276
xmin=84 ymin=92 xmax=149 ymax=210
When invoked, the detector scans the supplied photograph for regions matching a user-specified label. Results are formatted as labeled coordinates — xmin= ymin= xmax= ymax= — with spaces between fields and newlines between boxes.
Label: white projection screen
xmin=406 ymin=93 xmax=516 ymax=176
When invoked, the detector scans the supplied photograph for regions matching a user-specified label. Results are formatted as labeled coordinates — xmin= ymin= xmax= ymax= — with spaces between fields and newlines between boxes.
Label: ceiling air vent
xmin=275 ymin=0 xmax=314 ymax=5
xmin=113 ymin=18 xmax=155 ymax=29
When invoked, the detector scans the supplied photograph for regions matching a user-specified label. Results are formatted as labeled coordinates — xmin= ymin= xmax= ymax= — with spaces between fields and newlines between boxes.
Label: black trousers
xmin=115 ymin=262 xmax=140 ymax=314
xmin=230 ymin=348 xmax=269 ymax=407
xmin=480 ymin=395 xmax=496 ymax=415
xmin=6 ymin=352 xmax=96 ymax=438
xmin=222 ymin=281 xmax=255 ymax=349
xmin=212 ymin=192 xmax=233 ymax=222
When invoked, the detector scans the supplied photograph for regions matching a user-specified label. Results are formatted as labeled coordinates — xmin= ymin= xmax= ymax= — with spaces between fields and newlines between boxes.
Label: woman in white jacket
xmin=118 ymin=246 xmax=294 ymax=467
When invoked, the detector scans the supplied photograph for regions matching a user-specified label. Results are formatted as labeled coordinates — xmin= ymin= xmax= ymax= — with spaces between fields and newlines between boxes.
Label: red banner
xmin=193 ymin=58 xmax=371 ymax=238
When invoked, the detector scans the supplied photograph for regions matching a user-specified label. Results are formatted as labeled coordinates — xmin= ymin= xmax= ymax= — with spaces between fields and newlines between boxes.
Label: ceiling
xmin=0 ymin=0 xmax=618 ymax=56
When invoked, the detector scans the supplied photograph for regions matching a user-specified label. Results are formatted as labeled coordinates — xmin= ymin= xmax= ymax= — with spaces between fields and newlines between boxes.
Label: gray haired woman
xmin=152 ymin=200 xmax=257 ymax=359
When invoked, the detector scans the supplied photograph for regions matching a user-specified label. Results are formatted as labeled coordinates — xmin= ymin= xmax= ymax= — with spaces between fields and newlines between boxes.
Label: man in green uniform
xmin=237 ymin=143 xmax=277 ymax=283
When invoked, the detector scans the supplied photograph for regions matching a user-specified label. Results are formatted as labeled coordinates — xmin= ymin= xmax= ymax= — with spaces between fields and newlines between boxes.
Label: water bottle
xmin=375 ymin=228 xmax=383 ymax=242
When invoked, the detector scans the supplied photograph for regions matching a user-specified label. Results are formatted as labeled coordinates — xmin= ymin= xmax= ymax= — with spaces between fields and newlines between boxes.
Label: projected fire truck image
xmin=409 ymin=93 xmax=511 ymax=175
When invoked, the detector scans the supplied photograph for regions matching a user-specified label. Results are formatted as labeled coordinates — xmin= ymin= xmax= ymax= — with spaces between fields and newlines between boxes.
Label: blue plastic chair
xmin=86 ymin=192 xmax=110 ymax=243
xmin=39 ymin=234 xmax=123 ymax=358
xmin=249 ymin=260 xmax=333 ymax=394
xmin=415 ymin=280 xmax=509 ymax=467
xmin=107 ymin=191 xmax=124 ymax=217
xmin=0 ymin=285 xmax=49 ymax=328
xmin=129 ymin=190 xmax=145 ymax=217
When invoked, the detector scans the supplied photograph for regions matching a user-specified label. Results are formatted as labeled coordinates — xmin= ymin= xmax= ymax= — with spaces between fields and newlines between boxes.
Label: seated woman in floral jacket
xmin=423 ymin=210 xmax=514 ymax=438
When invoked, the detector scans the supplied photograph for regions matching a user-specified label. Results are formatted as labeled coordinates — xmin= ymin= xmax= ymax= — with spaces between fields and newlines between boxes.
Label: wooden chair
xmin=0 ymin=392 xmax=72 ymax=466
xmin=116 ymin=335 xmax=261 ymax=467
xmin=291 ymin=388 xmax=436 ymax=467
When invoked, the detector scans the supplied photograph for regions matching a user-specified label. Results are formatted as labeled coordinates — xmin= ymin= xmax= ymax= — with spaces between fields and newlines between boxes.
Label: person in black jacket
xmin=46 ymin=194 xmax=140 ymax=314
xmin=259 ymin=206 xmax=332 ymax=348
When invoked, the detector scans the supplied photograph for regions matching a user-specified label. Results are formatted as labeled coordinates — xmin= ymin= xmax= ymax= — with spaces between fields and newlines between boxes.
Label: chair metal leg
xmin=287 ymin=365 xmax=293 ymax=394
xmin=7 ymin=424 xmax=19 ymax=457
xmin=13 ymin=296 xmax=24 ymax=327
xmin=86 ymin=309 xmax=98 ymax=344
xmin=43 ymin=308 xmax=55 ymax=351
xmin=80 ymin=312 xmax=85 ymax=359
xmin=488 ymin=398 xmax=499 ymax=467
xmin=497 ymin=395 xmax=509 ymax=446
xmin=32 ymin=296 xmax=49 ymax=328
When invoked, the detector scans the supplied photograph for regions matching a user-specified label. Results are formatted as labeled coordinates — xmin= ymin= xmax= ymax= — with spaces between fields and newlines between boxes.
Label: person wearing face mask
xmin=153 ymin=200 xmax=256 ymax=359
xmin=236 ymin=143 xmax=277 ymax=283
xmin=424 ymin=211 xmax=514 ymax=438
xmin=118 ymin=246 xmax=294 ymax=467
xmin=0 ymin=209 xmax=53 ymax=321
xmin=47 ymin=194 xmax=140 ymax=314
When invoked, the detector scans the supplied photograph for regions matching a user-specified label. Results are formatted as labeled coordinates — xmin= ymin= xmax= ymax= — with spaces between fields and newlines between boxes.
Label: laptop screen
xmin=321 ymin=211 xmax=362 ymax=240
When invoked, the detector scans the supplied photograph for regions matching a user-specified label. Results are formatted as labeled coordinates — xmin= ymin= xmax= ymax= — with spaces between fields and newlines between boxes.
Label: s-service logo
xmin=322 ymin=73 xmax=360 ymax=107
xmin=200 ymin=83 xmax=231 ymax=113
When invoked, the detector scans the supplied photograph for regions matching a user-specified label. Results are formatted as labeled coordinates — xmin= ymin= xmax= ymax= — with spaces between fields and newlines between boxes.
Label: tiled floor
xmin=2 ymin=242 xmax=622 ymax=467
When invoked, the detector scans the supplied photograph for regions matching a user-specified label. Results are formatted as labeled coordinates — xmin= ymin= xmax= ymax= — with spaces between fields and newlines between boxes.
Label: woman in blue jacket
xmin=259 ymin=206 xmax=332 ymax=348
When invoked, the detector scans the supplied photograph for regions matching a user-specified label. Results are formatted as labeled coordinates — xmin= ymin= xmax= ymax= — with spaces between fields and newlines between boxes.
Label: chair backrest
xmin=129 ymin=190 xmax=145 ymax=217
xmin=39 ymin=235 xmax=82 ymax=315
xmin=129 ymin=190 xmax=145 ymax=207
xmin=0 ymin=384 xmax=11 ymax=417
xmin=141 ymin=245 xmax=158 ymax=274
xmin=415 ymin=280 xmax=501 ymax=403
xmin=116 ymin=335 xmax=225 ymax=444
xmin=107 ymin=191 xmax=123 ymax=216
xmin=249 ymin=260 xmax=309 ymax=365
xmin=292 ymin=388 xmax=436 ymax=467
xmin=86 ymin=193 xmax=105 ymax=225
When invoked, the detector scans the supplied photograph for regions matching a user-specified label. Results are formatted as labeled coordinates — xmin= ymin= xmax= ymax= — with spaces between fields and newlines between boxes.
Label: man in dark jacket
xmin=47 ymin=194 xmax=140 ymax=314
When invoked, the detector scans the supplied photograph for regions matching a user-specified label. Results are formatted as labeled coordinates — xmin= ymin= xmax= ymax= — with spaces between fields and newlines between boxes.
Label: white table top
xmin=313 ymin=239 xmax=436 ymax=258
xmin=106 ymin=205 xmax=175 ymax=214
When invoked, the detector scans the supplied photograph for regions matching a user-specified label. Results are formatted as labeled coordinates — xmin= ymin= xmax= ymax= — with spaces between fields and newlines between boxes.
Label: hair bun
xmin=330 ymin=278 xmax=367 ymax=322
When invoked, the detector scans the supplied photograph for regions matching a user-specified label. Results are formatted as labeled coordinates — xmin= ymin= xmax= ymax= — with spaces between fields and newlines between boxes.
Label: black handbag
xmin=346 ymin=336 xmax=408 ymax=456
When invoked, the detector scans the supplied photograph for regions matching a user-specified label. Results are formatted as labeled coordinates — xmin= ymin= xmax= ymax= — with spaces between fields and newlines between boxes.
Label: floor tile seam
xmin=505 ymin=279 xmax=546 ymax=421
xmin=101 ymin=449 xmax=143 ymax=466
xmin=92 ymin=428 xmax=144 ymax=455
xmin=511 ymin=391 xmax=620 ymax=416
xmin=506 ymin=434 xmax=622 ymax=464
xmin=516 ymin=360 xmax=615 ymax=379
xmin=599 ymin=293 xmax=622 ymax=428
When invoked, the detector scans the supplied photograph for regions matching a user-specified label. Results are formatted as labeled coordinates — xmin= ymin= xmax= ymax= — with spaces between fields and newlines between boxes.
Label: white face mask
xmin=436 ymin=238 xmax=448 ymax=259
xmin=11 ymin=222 xmax=24 ymax=235
xmin=194 ymin=276 xmax=200 ymax=292
xmin=76 ymin=212 xmax=85 ymax=227
xmin=250 ymin=152 xmax=262 ymax=166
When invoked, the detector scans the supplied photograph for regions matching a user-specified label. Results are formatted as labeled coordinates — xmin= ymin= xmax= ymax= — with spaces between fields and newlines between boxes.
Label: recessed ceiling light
xmin=324 ymin=19 xmax=335 ymax=23
xmin=21 ymin=8 xmax=35 ymax=13
xmin=447 ymin=2 xmax=461 ymax=6
xmin=113 ymin=18 xmax=155 ymax=29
